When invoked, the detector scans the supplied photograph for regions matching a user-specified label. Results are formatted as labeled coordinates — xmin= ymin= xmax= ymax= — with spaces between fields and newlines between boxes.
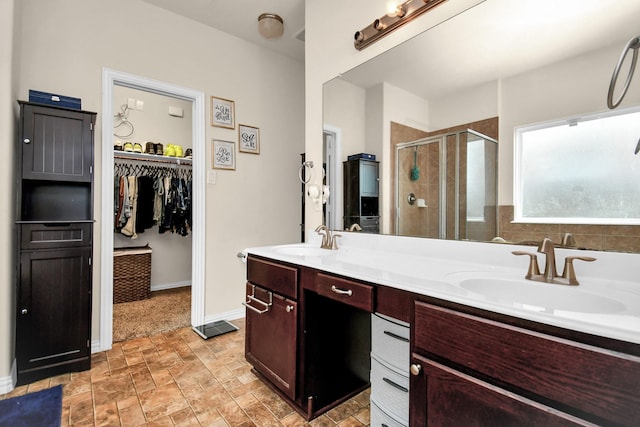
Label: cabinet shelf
xmin=114 ymin=151 xmax=192 ymax=166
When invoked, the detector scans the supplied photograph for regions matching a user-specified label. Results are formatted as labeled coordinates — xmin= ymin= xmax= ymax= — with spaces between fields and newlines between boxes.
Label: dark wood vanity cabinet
xmin=245 ymin=256 xmax=372 ymax=420
xmin=15 ymin=101 xmax=96 ymax=385
xmin=245 ymin=257 xmax=299 ymax=400
xmin=410 ymin=302 xmax=640 ymax=426
xmin=343 ymin=159 xmax=380 ymax=233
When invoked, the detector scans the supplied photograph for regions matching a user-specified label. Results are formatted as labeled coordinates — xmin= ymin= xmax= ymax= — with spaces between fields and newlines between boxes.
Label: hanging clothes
xmin=114 ymin=159 xmax=192 ymax=238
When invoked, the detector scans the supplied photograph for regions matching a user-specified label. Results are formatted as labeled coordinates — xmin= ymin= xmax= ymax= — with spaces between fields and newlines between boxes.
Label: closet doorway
xmin=100 ymin=69 xmax=206 ymax=352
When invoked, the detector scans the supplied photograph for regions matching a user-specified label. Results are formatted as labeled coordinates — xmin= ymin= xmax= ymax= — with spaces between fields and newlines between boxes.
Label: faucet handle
xmin=561 ymin=256 xmax=596 ymax=285
xmin=331 ymin=233 xmax=342 ymax=250
xmin=512 ymin=251 xmax=541 ymax=279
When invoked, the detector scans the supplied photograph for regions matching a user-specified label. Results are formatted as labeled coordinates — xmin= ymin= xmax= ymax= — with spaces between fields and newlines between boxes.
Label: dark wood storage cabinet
xmin=15 ymin=101 xmax=95 ymax=385
xmin=343 ymin=159 xmax=379 ymax=233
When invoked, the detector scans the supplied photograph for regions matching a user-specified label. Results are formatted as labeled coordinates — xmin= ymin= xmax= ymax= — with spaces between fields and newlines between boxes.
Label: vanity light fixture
xmin=258 ymin=13 xmax=284 ymax=39
xmin=354 ymin=0 xmax=448 ymax=50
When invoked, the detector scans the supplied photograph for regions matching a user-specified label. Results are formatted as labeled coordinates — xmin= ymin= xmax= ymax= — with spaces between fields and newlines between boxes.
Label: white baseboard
xmin=150 ymin=280 xmax=191 ymax=292
xmin=0 ymin=360 xmax=17 ymax=396
xmin=199 ymin=308 xmax=245 ymax=326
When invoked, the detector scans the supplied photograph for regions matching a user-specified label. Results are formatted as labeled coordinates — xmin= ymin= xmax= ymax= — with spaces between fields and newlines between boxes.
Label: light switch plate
xmin=207 ymin=170 xmax=217 ymax=184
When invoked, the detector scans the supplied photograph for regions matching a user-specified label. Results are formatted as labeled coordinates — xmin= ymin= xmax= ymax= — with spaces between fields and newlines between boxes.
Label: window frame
xmin=513 ymin=105 xmax=640 ymax=225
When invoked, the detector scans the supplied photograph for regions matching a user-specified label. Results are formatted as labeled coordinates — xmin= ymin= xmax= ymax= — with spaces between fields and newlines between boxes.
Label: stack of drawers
xmin=370 ymin=313 xmax=410 ymax=426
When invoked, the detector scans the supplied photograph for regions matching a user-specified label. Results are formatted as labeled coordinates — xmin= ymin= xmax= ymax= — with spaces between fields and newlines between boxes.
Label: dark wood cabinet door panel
xmin=414 ymin=302 xmax=640 ymax=426
xmin=247 ymin=256 xmax=298 ymax=299
xmin=21 ymin=103 xmax=94 ymax=182
xmin=410 ymin=355 xmax=590 ymax=427
xmin=245 ymin=284 xmax=297 ymax=400
xmin=17 ymin=248 xmax=92 ymax=375
xmin=316 ymin=272 xmax=373 ymax=312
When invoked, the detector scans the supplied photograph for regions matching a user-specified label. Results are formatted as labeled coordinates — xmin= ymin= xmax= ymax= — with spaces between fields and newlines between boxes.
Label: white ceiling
xmin=139 ymin=0 xmax=306 ymax=62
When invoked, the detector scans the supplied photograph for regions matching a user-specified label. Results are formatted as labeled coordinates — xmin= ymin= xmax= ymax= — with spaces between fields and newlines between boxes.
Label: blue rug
xmin=0 ymin=385 xmax=62 ymax=427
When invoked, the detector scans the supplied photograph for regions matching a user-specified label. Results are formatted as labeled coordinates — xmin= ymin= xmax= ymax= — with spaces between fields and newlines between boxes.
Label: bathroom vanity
xmin=244 ymin=234 xmax=640 ymax=426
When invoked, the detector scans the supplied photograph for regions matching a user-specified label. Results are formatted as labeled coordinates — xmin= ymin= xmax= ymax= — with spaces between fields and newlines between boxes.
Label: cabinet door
xmin=21 ymin=104 xmax=94 ymax=182
xmin=360 ymin=161 xmax=379 ymax=197
xmin=245 ymin=285 xmax=297 ymax=400
xmin=409 ymin=355 xmax=590 ymax=427
xmin=17 ymin=247 xmax=92 ymax=378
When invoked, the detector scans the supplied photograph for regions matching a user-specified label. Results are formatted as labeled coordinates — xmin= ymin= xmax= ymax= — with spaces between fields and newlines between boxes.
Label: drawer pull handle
xmin=383 ymin=330 xmax=409 ymax=343
xmin=383 ymin=377 xmax=408 ymax=393
xmin=286 ymin=305 xmax=294 ymax=313
xmin=331 ymin=285 xmax=353 ymax=296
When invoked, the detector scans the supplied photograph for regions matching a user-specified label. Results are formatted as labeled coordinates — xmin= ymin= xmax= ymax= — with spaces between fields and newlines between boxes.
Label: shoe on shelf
xmin=164 ymin=145 xmax=176 ymax=157
xmin=174 ymin=145 xmax=183 ymax=157
xmin=133 ymin=143 xmax=143 ymax=153
xmin=155 ymin=143 xmax=163 ymax=155
xmin=184 ymin=148 xmax=192 ymax=159
xmin=123 ymin=141 xmax=134 ymax=152
xmin=145 ymin=142 xmax=155 ymax=154
xmin=114 ymin=140 xmax=123 ymax=151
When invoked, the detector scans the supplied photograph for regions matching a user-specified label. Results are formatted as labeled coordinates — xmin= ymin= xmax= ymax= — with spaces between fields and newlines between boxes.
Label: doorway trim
xmin=323 ymin=125 xmax=342 ymax=231
xmin=100 ymin=68 xmax=206 ymax=351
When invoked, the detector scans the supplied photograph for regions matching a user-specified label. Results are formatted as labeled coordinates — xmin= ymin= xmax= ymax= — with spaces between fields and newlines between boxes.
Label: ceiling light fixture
xmin=258 ymin=13 xmax=284 ymax=39
xmin=354 ymin=0 xmax=448 ymax=50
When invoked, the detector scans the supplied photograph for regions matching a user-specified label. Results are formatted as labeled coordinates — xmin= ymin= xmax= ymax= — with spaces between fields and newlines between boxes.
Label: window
xmin=514 ymin=106 xmax=640 ymax=224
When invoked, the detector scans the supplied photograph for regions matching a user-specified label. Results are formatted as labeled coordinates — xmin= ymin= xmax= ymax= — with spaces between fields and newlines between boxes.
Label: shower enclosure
xmin=395 ymin=129 xmax=497 ymax=241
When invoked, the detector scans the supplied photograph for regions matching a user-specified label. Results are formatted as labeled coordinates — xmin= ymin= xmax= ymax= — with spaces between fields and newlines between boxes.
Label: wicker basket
xmin=113 ymin=246 xmax=152 ymax=303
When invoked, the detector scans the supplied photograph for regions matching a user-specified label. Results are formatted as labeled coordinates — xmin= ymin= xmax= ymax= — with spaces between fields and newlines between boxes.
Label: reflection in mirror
xmin=322 ymin=0 xmax=640 ymax=252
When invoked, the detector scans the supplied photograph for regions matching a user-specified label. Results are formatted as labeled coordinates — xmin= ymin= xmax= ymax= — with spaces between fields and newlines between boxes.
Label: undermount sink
xmin=273 ymin=244 xmax=334 ymax=257
xmin=448 ymin=273 xmax=626 ymax=314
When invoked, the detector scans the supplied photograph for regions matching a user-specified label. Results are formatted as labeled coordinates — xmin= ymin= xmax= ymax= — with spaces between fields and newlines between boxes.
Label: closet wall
xmin=113 ymin=85 xmax=192 ymax=289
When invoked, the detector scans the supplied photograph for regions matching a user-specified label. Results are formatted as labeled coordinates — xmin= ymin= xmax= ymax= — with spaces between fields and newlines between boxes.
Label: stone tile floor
xmin=2 ymin=319 xmax=370 ymax=426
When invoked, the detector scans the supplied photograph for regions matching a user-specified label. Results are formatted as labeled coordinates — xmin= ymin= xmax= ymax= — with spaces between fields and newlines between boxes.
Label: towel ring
xmin=298 ymin=161 xmax=314 ymax=184
xmin=607 ymin=35 xmax=640 ymax=109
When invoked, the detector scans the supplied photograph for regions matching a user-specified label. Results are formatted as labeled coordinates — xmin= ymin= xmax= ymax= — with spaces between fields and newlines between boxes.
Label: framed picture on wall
xmin=212 ymin=139 xmax=235 ymax=170
xmin=211 ymin=96 xmax=235 ymax=129
xmin=238 ymin=124 xmax=260 ymax=154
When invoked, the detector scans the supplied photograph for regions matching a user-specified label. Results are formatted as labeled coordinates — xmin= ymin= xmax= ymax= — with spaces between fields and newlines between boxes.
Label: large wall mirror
xmin=323 ymin=0 xmax=640 ymax=253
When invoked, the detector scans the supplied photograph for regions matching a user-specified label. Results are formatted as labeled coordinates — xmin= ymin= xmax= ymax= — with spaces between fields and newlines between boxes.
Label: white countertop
xmin=245 ymin=233 xmax=640 ymax=345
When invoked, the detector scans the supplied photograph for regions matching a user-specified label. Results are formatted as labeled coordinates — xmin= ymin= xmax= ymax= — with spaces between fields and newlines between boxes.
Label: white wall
xmin=323 ymin=78 xmax=367 ymax=159
xmin=1 ymin=0 xmax=304 ymax=388
xmin=0 ymin=0 xmax=20 ymax=391
xmin=112 ymin=86 xmax=193 ymax=289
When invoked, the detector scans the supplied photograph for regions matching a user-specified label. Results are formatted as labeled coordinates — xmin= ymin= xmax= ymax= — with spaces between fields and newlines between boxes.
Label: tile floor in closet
xmin=6 ymin=319 xmax=371 ymax=426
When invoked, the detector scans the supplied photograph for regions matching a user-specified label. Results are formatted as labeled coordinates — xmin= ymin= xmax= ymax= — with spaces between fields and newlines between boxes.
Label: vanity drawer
xmin=247 ymin=256 xmax=298 ymax=299
xmin=414 ymin=301 xmax=640 ymax=426
xmin=372 ymin=313 xmax=410 ymax=373
xmin=370 ymin=355 xmax=409 ymax=425
xmin=370 ymin=400 xmax=407 ymax=427
xmin=316 ymin=272 xmax=373 ymax=312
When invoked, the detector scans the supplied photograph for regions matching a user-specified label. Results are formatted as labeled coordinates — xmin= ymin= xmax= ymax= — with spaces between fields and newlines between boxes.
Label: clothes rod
xmin=114 ymin=152 xmax=192 ymax=166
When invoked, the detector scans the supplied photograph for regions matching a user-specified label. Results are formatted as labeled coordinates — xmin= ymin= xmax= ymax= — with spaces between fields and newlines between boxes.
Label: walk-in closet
xmin=111 ymin=86 xmax=193 ymax=342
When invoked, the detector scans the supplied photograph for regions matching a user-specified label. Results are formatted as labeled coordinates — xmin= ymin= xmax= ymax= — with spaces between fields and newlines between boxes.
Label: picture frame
xmin=212 ymin=139 xmax=236 ymax=170
xmin=211 ymin=96 xmax=235 ymax=129
xmin=238 ymin=124 xmax=260 ymax=154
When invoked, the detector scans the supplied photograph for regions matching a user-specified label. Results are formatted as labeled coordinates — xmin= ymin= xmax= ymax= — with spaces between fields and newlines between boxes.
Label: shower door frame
xmin=394 ymin=129 xmax=497 ymax=240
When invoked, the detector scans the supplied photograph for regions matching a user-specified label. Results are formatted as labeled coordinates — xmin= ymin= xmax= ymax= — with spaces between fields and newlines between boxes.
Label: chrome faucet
xmin=314 ymin=225 xmax=341 ymax=250
xmin=512 ymin=237 xmax=596 ymax=285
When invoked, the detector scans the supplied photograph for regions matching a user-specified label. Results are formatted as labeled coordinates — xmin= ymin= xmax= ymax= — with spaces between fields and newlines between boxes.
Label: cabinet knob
xmin=286 ymin=305 xmax=294 ymax=313
xmin=21 ymin=308 xmax=28 ymax=315
xmin=23 ymin=138 xmax=31 ymax=144
xmin=410 ymin=363 xmax=422 ymax=376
